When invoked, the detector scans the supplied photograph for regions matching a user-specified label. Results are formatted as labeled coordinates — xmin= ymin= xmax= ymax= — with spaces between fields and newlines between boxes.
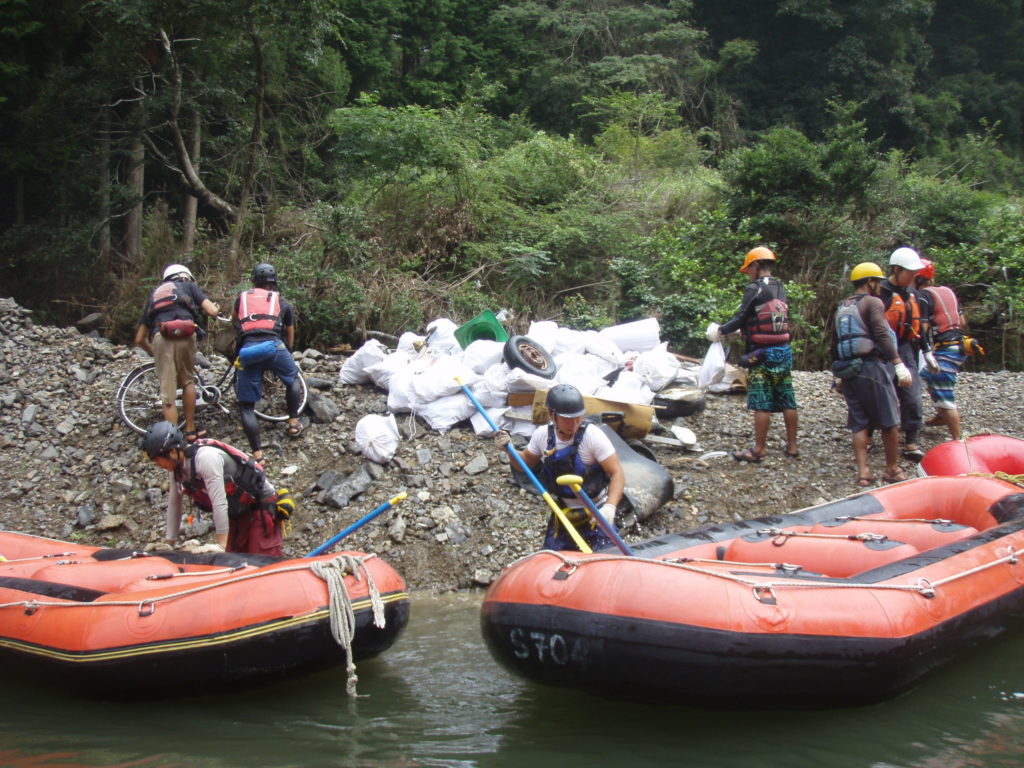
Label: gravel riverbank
xmin=2 ymin=297 xmax=1022 ymax=592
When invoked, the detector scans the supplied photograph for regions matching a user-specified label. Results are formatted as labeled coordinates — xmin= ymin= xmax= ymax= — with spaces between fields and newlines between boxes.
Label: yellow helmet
xmin=739 ymin=246 xmax=776 ymax=273
xmin=850 ymin=262 xmax=885 ymax=282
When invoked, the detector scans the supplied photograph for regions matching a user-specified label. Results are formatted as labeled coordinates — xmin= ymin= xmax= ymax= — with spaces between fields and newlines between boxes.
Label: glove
xmin=705 ymin=322 xmax=721 ymax=343
xmin=923 ymin=351 xmax=939 ymax=373
xmin=193 ymin=543 xmax=225 ymax=554
xmin=964 ymin=337 xmax=986 ymax=357
xmin=494 ymin=430 xmax=511 ymax=449
xmin=148 ymin=541 xmax=174 ymax=552
xmin=598 ymin=503 xmax=617 ymax=525
xmin=275 ymin=488 xmax=296 ymax=520
xmin=739 ymin=349 xmax=764 ymax=369
xmin=893 ymin=361 xmax=913 ymax=387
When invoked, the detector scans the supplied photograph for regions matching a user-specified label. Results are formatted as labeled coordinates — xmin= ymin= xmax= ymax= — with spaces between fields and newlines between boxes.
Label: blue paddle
xmin=306 ymin=492 xmax=408 ymax=557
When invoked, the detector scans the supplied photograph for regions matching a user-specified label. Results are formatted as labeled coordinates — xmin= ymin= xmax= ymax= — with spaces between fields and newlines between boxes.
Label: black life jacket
xmin=540 ymin=423 xmax=609 ymax=501
xmin=745 ymin=277 xmax=790 ymax=347
xmin=181 ymin=439 xmax=274 ymax=518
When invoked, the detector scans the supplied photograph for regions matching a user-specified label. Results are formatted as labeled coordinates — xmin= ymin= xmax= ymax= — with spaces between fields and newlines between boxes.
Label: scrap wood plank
xmin=507 ymin=390 xmax=654 ymax=439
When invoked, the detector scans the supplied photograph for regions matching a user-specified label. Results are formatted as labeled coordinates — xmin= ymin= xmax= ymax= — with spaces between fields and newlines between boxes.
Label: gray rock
xmin=306 ymin=391 xmax=341 ymax=423
xmin=463 ymin=454 xmax=489 ymax=475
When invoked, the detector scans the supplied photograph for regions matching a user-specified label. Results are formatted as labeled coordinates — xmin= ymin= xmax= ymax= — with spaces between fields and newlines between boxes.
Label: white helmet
xmin=889 ymin=247 xmax=925 ymax=271
xmin=162 ymin=263 xmax=194 ymax=281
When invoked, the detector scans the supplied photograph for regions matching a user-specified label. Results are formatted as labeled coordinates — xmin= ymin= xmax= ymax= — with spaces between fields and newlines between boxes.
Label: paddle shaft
xmin=305 ymin=492 xmax=408 ymax=557
xmin=455 ymin=378 xmax=592 ymax=553
xmin=558 ymin=475 xmax=635 ymax=556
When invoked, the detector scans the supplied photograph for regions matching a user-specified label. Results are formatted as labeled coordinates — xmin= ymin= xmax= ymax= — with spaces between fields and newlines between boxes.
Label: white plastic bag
xmin=364 ymin=350 xmax=414 ymax=389
xmin=417 ymin=393 xmax=476 ymax=433
xmin=633 ymin=342 xmax=681 ymax=392
xmin=338 ymin=339 xmax=389 ymax=385
xmin=354 ymin=414 xmax=400 ymax=464
xmin=411 ymin=356 xmax=480 ymax=402
xmin=462 ymin=339 xmax=505 ymax=374
xmin=698 ymin=341 xmax=727 ymax=390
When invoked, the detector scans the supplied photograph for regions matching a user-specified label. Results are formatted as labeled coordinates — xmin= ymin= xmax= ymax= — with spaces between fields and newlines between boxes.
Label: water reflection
xmin=0 ymin=592 xmax=1022 ymax=768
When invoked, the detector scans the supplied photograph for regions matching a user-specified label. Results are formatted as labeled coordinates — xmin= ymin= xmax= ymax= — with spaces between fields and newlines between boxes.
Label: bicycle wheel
xmin=116 ymin=363 xmax=170 ymax=435
xmin=250 ymin=368 xmax=308 ymax=422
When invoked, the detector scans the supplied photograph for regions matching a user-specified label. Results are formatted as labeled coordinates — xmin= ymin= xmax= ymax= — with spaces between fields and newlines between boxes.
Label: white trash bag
xmin=354 ymin=414 xmax=401 ymax=464
xmin=699 ymin=341 xmax=728 ymax=391
xmin=338 ymin=339 xmax=389 ymax=385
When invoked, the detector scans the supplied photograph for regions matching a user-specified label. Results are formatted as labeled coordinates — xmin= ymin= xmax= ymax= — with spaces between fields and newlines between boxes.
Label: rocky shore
xmin=2 ymin=297 xmax=1022 ymax=592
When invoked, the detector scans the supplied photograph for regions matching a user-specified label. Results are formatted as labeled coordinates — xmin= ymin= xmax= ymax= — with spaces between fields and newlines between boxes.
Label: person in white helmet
xmin=878 ymin=247 xmax=928 ymax=462
xmin=133 ymin=264 xmax=220 ymax=441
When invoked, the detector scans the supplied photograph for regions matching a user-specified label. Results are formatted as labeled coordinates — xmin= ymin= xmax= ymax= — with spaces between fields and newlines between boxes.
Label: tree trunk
xmin=228 ymin=30 xmax=266 ymax=265
xmin=97 ymin=110 xmax=111 ymax=261
xmin=181 ymin=109 xmax=201 ymax=254
xmin=122 ymin=138 xmax=144 ymax=263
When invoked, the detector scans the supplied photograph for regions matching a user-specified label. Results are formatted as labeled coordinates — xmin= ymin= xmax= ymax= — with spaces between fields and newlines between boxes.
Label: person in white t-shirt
xmin=497 ymin=384 xmax=625 ymax=551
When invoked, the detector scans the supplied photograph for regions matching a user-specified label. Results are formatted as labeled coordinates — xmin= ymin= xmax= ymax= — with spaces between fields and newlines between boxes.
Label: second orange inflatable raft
xmin=481 ymin=475 xmax=1024 ymax=706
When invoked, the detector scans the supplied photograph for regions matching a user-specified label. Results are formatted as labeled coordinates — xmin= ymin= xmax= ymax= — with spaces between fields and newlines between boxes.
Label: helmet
xmin=889 ymin=247 xmax=925 ymax=271
xmin=739 ymin=247 xmax=776 ymax=273
xmin=162 ymin=264 xmax=194 ymax=282
xmin=850 ymin=262 xmax=885 ymax=282
xmin=918 ymin=259 xmax=935 ymax=280
xmin=545 ymin=384 xmax=586 ymax=418
xmin=142 ymin=421 xmax=185 ymax=459
xmin=252 ymin=263 xmax=277 ymax=285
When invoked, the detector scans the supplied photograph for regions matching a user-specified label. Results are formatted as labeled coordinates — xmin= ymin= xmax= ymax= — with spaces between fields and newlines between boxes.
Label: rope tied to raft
xmin=964 ymin=470 xmax=1024 ymax=489
xmin=834 ymin=516 xmax=953 ymax=526
xmin=756 ymin=527 xmax=888 ymax=545
xmin=311 ymin=554 xmax=386 ymax=698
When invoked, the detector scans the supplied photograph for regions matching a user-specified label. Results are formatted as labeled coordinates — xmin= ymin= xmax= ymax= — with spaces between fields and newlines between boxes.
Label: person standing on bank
xmin=232 ymin=263 xmax=305 ymax=464
xmin=707 ymin=246 xmax=799 ymax=463
xmin=915 ymin=259 xmax=973 ymax=440
xmin=495 ymin=384 xmax=625 ymax=552
xmin=878 ymin=247 xmax=928 ymax=462
xmin=134 ymin=264 xmax=220 ymax=442
xmin=143 ymin=421 xmax=289 ymax=556
xmin=831 ymin=263 xmax=914 ymax=486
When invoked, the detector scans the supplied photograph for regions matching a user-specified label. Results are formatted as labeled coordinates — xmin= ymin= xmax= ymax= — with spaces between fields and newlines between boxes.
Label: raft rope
xmin=755 ymin=528 xmax=889 ymax=545
xmin=834 ymin=515 xmax=953 ymax=525
xmin=0 ymin=553 xmax=387 ymax=696
xmin=311 ymin=554 xmax=387 ymax=698
xmin=525 ymin=544 xmax=1024 ymax=601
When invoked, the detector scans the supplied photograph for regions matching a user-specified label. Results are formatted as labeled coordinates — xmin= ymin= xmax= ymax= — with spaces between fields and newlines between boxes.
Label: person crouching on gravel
xmin=707 ymin=247 xmax=799 ymax=463
xmin=495 ymin=384 xmax=625 ymax=552
xmin=144 ymin=420 xmax=287 ymax=556
xmin=830 ymin=263 xmax=914 ymax=486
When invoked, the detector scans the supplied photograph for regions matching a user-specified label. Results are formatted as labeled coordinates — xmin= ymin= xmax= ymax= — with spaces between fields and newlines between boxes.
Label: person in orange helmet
xmin=707 ymin=247 xmax=798 ymax=463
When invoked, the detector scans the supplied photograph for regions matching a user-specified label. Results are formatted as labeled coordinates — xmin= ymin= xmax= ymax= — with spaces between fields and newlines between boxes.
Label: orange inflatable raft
xmin=0 ymin=532 xmax=409 ymax=697
xmin=481 ymin=475 xmax=1024 ymax=705
xmin=920 ymin=433 xmax=1024 ymax=478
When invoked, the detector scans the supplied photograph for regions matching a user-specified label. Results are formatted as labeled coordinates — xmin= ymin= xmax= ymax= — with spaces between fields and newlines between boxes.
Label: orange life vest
xmin=237 ymin=289 xmax=283 ymax=337
xmin=884 ymin=289 xmax=921 ymax=343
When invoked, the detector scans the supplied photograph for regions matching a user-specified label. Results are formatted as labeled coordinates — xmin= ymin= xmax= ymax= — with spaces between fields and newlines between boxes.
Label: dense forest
xmin=1 ymin=0 xmax=1022 ymax=367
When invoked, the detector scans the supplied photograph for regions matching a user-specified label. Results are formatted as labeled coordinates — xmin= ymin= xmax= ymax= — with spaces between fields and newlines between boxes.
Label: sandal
xmin=881 ymin=470 xmax=908 ymax=484
xmin=784 ymin=448 xmax=800 ymax=459
xmin=733 ymin=448 xmax=765 ymax=463
xmin=857 ymin=475 xmax=876 ymax=488
xmin=286 ymin=422 xmax=305 ymax=439
xmin=901 ymin=447 xmax=925 ymax=462
xmin=184 ymin=428 xmax=208 ymax=443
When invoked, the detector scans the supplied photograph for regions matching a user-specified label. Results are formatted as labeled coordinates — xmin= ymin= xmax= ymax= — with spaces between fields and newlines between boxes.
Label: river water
xmin=2 ymin=591 xmax=1022 ymax=768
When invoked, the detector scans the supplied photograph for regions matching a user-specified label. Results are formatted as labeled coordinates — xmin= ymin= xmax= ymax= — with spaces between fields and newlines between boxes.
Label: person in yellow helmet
xmin=707 ymin=247 xmax=798 ymax=462
xmin=831 ymin=262 xmax=912 ymax=486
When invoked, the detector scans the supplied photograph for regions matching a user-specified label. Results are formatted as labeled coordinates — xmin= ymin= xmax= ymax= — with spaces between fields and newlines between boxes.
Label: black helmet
xmin=252 ymin=262 xmax=277 ymax=286
xmin=143 ymin=421 xmax=185 ymax=459
xmin=545 ymin=384 xmax=585 ymax=418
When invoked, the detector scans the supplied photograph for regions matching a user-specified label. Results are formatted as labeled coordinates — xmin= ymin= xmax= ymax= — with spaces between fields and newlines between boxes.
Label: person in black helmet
xmin=232 ymin=262 xmax=305 ymax=463
xmin=496 ymin=384 xmax=625 ymax=551
xmin=143 ymin=420 xmax=284 ymax=555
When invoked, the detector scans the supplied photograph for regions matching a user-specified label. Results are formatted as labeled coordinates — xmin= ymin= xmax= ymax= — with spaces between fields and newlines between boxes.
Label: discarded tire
xmin=652 ymin=385 xmax=707 ymax=418
xmin=503 ymin=335 xmax=556 ymax=379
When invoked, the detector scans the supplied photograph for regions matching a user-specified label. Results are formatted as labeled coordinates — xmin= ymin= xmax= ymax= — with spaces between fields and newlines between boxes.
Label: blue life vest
xmin=540 ymin=423 xmax=609 ymax=501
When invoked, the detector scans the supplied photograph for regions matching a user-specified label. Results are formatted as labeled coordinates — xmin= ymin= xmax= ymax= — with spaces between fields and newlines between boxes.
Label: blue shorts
xmin=235 ymin=341 xmax=298 ymax=403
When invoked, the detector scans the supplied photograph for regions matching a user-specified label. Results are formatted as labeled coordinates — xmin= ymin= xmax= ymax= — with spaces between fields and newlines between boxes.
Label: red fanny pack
xmin=159 ymin=318 xmax=197 ymax=338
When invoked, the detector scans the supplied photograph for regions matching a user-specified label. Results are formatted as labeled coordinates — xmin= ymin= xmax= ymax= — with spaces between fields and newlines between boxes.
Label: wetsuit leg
xmin=285 ymin=375 xmax=303 ymax=419
xmin=239 ymin=401 xmax=261 ymax=453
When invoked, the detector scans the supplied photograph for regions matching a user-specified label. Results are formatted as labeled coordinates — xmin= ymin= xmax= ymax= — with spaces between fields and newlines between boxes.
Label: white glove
xmin=705 ymin=322 xmax=721 ymax=343
xmin=923 ymin=351 xmax=939 ymax=373
xmin=494 ymin=430 xmax=511 ymax=449
xmin=147 ymin=541 xmax=174 ymax=552
xmin=598 ymin=503 xmax=617 ymax=525
xmin=893 ymin=361 xmax=913 ymax=387
xmin=193 ymin=543 xmax=226 ymax=554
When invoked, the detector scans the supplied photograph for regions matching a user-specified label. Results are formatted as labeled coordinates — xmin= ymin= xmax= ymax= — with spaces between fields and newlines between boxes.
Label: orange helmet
xmin=740 ymin=246 xmax=776 ymax=273
xmin=918 ymin=259 xmax=935 ymax=280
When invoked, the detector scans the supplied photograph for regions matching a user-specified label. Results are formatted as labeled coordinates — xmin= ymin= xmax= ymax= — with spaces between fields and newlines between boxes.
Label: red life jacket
xmin=181 ymin=439 xmax=275 ymax=517
xmin=884 ymin=289 xmax=921 ymax=343
xmin=237 ymin=289 xmax=283 ymax=336
xmin=745 ymin=278 xmax=790 ymax=347
xmin=923 ymin=285 xmax=962 ymax=340
xmin=148 ymin=280 xmax=195 ymax=322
